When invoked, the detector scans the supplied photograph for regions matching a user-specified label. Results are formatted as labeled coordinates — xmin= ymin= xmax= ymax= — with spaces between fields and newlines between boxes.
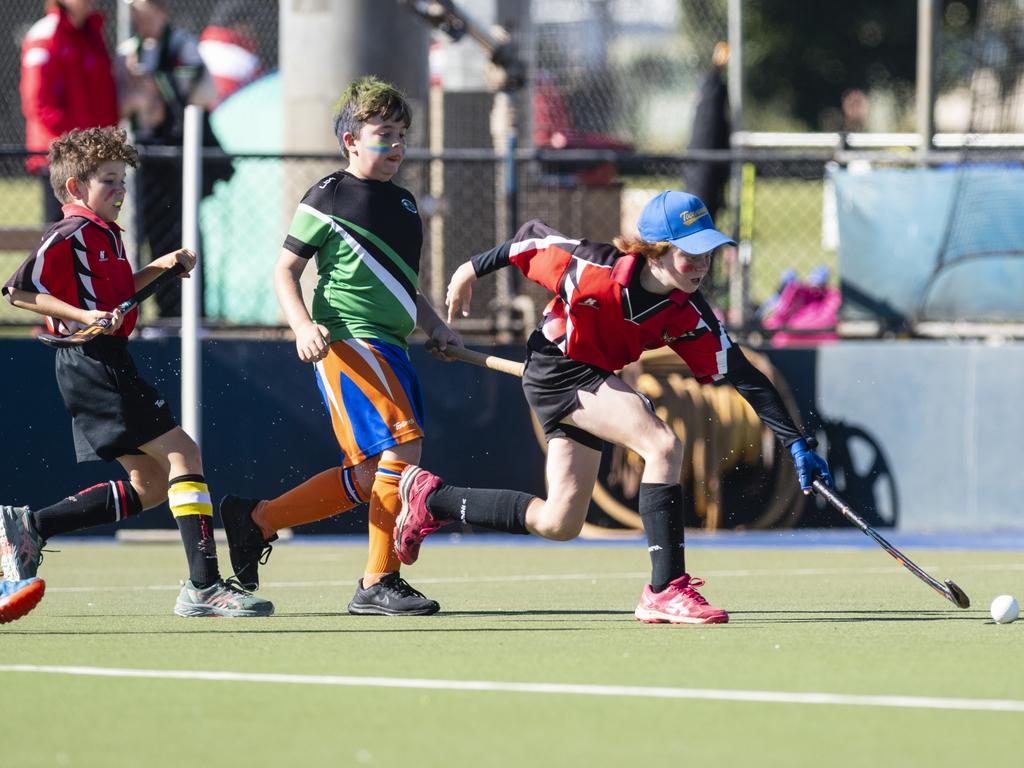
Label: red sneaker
xmin=634 ymin=574 xmax=729 ymax=624
xmin=393 ymin=466 xmax=450 ymax=565
xmin=0 ymin=577 xmax=46 ymax=624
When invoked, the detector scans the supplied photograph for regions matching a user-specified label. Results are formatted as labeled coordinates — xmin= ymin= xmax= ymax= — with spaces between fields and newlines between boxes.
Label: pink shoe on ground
xmin=393 ymin=466 xmax=449 ymax=565
xmin=634 ymin=574 xmax=729 ymax=624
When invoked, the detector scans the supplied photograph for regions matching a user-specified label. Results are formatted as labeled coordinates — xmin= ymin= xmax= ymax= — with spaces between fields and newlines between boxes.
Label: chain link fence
xmin=2 ymin=1 xmax=1019 ymax=338
xmin=531 ymin=0 xmax=727 ymax=152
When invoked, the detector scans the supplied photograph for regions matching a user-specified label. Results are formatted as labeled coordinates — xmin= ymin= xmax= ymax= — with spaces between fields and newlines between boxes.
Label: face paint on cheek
xmin=364 ymin=143 xmax=397 ymax=153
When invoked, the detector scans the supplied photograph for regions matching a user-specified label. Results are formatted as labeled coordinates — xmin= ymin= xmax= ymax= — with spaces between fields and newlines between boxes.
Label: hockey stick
xmin=37 ymin=263 xmax=187 ymax=349
xmin=812 ymin=479 xmax=970 ymax=608
xmin=437 ymin=344 xmax=525 ymax=377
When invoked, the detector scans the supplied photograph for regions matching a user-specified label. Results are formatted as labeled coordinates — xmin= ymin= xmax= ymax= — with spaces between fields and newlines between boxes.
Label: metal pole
xmin=181 ymin=105 xmax=203 ymax=446
xmin=491 ymin=90 xmax=518 ymax=340
xmin=727 ymin=0 xmax=748 ymax=329
xmin=916 ymin=0 xmax=938 ymax=158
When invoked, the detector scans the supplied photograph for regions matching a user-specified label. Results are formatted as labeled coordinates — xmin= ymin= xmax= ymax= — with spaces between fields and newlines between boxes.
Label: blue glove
xmin=790 ymin=438 xmax=833 ymax=493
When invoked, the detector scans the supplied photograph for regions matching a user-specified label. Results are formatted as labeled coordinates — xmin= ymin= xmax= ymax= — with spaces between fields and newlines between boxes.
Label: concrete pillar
xmin=280 ymin=0 xmax=430 ymax=153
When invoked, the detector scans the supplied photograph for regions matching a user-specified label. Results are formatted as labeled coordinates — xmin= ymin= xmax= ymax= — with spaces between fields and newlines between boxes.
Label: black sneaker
xmin=347 ymin=572 xmax=440 ymax=616
xmin=219 ymin=495 xmax=277 ymax=591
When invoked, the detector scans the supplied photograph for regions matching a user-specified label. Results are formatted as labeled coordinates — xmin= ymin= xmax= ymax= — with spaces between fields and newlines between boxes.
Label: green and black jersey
xmin=283 ymin=171 xmax=423 ymax=348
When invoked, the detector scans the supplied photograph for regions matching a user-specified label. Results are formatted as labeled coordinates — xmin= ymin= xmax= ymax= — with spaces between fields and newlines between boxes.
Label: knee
xmin=529 ymin=501 xmax=585 ymax=541
xmin=637 ymin=422 xmax=684 ymax=470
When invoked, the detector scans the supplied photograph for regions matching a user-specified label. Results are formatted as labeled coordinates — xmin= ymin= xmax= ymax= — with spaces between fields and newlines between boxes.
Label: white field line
xmin=0 ymin=665 xmax=1021 ymax=713
xmin=43 ymin=562 xmax=1024 ymax=593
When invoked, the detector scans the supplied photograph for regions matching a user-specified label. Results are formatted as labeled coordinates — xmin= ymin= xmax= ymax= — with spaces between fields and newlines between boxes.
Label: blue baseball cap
xmin=637 ymin=191 xmax=736 ymax=254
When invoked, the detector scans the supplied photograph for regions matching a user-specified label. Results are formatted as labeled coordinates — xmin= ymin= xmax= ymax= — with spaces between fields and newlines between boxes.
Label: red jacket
xmin=20 ymin=7 xmax=119 ymax=173
xmin=3 ymin=204 xmax=136 ymax=338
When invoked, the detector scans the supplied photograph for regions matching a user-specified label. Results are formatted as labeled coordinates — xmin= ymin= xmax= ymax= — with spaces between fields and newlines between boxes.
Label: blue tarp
xmin=830 ymin=165 xmax=1024 ymax=323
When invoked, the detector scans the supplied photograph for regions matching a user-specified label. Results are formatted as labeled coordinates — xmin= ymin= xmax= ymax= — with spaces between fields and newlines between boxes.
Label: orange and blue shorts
xmin=313 ymin=337 xmax=425 ymax=468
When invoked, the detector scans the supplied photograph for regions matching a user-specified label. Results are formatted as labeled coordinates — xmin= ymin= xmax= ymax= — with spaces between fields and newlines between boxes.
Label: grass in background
xmin=3 ymin=539 xmax=1022 ymax=768
xmin=1 ymin=177 xmax=42 ymax=327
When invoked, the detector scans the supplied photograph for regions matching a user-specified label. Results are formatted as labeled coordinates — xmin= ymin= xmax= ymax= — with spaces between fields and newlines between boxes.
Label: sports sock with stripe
xmin=366 ymin=459 xmax=405 ymax=576
xmin=638 ymin=482 xmax=686 ymax=592
xmin=169 ymin=474 xmax=220 ymax=589
xmin=426 ymin=485 xmax=533 ymax=534
xmin=30 ymin=480 xmax=142 ymax=539
xmin=258 ymin=466 xmax=366 ymax=534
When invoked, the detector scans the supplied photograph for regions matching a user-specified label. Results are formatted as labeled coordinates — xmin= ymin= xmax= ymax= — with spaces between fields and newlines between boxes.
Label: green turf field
xmin=3 ymin=540 xmax=1023 ymax=768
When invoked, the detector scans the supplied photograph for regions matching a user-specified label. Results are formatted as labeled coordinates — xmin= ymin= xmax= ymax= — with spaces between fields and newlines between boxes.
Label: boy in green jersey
xmin=221 ymin=76 xmax=462 ymax=615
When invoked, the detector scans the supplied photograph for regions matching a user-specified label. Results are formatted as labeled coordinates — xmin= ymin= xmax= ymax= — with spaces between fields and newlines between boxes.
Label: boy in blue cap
xmin=393 ymin=191 xmax=832 ymax=624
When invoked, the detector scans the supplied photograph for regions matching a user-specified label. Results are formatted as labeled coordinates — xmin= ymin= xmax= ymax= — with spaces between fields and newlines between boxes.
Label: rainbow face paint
xmin=364 ymin=141 xmax=405 ymax=153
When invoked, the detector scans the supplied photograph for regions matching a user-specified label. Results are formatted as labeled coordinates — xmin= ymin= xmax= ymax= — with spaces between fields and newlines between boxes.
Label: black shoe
xmin=346 ymin=572 xmax=440 ymax=616
xmin=219 ymin=495 xmax=277 ymax=591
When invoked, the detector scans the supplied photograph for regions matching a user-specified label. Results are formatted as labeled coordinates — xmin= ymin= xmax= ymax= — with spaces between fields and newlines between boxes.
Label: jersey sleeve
xmin=470 ymin=238 xmax=512 ymax=276
xmin=282 ymin=186 xmax=333 ymax=259
xmin=722 ymin=346 xmax=803 ymax=447
xmin=506 ymin=219 xmax=580 ymax=295
xmin=2 ymin=232 xmax=75 ymax=301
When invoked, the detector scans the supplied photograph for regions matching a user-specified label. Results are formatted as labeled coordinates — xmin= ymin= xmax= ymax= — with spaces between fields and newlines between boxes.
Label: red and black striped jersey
xmin=471 ymin=219 xmax=804 ymax=446
xmin=2 ymin=204 xmax=137 ymax=337
xmin=473 ymin=219 xmax=732 ymax=382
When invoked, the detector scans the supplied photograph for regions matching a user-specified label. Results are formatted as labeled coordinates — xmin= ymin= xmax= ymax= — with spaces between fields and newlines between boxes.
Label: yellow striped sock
xmin=169 ymin=479 xmax=213 ymax=518
xmin=169 ymin=474 xmax=219 ymax=587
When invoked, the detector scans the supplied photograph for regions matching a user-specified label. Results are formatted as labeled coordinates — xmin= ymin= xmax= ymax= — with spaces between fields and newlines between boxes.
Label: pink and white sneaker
xmin=393 ymin=466 xmax=450 ymax=565
xmin=634 ymin=574 xmax=729 ymax=624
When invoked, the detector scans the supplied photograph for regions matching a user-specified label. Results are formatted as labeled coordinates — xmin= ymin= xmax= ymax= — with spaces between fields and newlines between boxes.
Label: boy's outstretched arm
xmin=417 ymin=292 xmax=463 ymax=360
xmin=6 ymin=287 xmax=125 ymax=335
xmin=274 ymin=248 xmax=330 ymax=363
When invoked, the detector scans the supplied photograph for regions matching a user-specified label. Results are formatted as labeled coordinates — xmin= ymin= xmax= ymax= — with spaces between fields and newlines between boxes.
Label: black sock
xmin=427 ymin=485 xmax=534 ymax=535
xmin=639 ymin=483 xmax=686 ymax=592
xmin=31 ymin=480 xmax=143 ymax=539
xmin=169 ymin=474 xmax=220 ymax=589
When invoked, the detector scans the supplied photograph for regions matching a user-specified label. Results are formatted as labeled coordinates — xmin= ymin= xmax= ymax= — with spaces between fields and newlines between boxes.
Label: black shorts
xmin=55 ymin=336 xmax=177 ymax=463
xmin=521 ymin=331 xmax=611 ymax=451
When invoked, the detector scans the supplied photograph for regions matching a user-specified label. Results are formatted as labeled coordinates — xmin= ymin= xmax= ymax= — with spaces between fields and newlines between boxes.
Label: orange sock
xmin=365 ymin=459 xmax=405 ymax=578
xmin=256 ymin=467 xmax=367 ymax=535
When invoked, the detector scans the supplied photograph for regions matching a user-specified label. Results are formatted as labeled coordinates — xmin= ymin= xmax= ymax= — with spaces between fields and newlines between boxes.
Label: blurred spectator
xmin=20 ymin=0 xmax=119 ymax=224
xmin=532 ymin=69 xmax=631 ymax=185
xmin=841 ymin=88 xmax=870 ymax=132
xmin=683 ymin=41 xmax=731 ymax=221
xmin=823 ymin=88 xmax=870 ymax=134
xmin=117 ymin=0 xmax=231 ymax=318
xmin=198 ymin=0 xmax=264 ymax=108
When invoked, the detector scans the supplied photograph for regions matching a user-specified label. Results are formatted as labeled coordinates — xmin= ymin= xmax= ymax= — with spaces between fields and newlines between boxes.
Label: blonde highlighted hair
xmin=332 ymin=76 xmax=412 ymax=157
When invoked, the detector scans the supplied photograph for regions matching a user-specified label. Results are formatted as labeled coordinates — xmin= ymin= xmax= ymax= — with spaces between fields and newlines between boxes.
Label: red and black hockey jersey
xmin=2 ymin=204 xmax=137 ymax=338
xmin=471 ymin=219 xmax=804 ymax=446
xmin=473 ymin=219 xmax=731 ymax=382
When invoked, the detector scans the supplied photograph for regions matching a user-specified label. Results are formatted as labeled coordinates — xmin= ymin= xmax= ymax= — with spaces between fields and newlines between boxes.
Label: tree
xmin=740 ymin=1 xmax=977 ymax=130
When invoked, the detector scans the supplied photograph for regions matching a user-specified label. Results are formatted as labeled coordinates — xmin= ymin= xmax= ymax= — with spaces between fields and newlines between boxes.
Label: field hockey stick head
xmin=944 ymin=579 xmax=971 ymax=609
xmin=37 ymin=319 xmax=110 ymax=348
